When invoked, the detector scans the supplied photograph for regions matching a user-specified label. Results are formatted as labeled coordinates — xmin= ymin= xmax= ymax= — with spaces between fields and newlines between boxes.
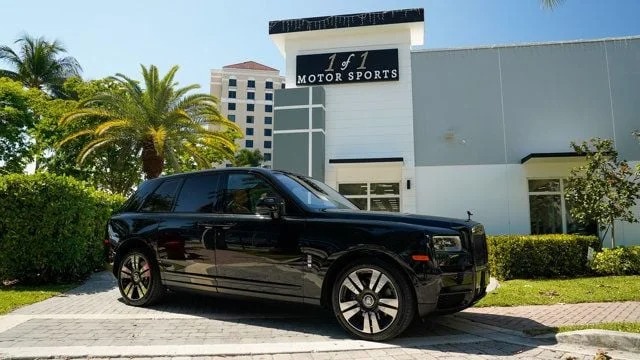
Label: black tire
xmin=331 ymin=258 xmax=415 ymax=341
xmin=117 ymin=249 xmax=165 ymax=306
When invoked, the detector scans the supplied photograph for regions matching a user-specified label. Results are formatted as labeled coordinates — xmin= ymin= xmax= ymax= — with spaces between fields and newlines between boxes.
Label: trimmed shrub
xmin=487 ymin=234 xmax=600 ymax=280
xmin=0 ymin=173 xmax=125 ymax=284
xmin=590 ymin=246 xmax=640 ymax=275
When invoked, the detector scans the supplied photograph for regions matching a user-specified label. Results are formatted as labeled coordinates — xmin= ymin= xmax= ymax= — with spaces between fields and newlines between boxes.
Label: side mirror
xmin=256 ymin=196 xmax=284 ymax=219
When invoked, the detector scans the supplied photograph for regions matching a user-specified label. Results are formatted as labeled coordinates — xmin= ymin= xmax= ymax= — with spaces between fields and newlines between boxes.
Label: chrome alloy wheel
xmin=119 ymin=253 xmax=152 ymax=301
xmin=338 ymin=268 xmax=399 ymax=335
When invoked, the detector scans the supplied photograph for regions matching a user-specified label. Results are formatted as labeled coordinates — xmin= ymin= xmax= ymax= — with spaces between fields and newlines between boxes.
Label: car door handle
xmin=198 ymin=222 xmax=236 ymax=230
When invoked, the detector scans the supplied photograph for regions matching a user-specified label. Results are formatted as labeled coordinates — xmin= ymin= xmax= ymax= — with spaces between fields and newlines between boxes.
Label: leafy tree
xmin=0 ymin=78 xmax=42 ymax=173
xmin=564 ymin=138 xmax=640 ymax=247
xmin=233 ymin=149 xmax=264 ymax=167
xmin=0 ymin=34 xmax=81 ymax=99
xmin=30 ymin=77 xmax=142 ymax=194
xmin=59 ymin=64 xmax=241 ymax=179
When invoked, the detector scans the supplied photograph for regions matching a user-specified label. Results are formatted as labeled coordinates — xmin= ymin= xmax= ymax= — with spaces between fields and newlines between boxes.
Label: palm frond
xmin=57 ymin=129 xmax=95 ymax=147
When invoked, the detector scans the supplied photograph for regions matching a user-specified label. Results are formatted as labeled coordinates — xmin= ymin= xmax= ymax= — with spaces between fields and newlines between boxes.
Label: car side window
xmin=140 ymin=179 xmax=181 ymax=212
xmin=224 ymin=173 xmax=278 ymax=214
xmin=173 ymin=174 xmax=222 ymax=213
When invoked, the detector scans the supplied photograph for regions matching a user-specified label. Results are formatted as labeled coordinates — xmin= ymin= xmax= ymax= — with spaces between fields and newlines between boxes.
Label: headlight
xmin=472 ymin=224 xmax=485 ymax=235
xmin=433 ymin=235 xmax=462 ymax=251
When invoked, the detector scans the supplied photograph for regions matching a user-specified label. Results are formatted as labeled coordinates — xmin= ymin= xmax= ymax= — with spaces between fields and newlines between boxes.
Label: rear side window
xmin=121 ymin=180 xmax=156 ymax=212
xmin=174 ymin=174 xmax=222 ymax=213
xmin=140 ymin=179 xmax=181 ymax=212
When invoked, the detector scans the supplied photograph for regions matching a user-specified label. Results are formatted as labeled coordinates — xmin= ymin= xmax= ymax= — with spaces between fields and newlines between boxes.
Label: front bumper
xmin=435 ymin=264 xmax=489 ymax=313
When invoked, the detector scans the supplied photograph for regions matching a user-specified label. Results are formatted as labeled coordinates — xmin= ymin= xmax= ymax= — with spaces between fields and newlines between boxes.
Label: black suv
xmin=107 ymin=168 xmax=488 ymax=341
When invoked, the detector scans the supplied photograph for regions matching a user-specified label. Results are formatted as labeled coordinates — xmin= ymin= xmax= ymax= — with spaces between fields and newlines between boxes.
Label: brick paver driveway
xmin=0 ymin=272 xmax=637 ymax=359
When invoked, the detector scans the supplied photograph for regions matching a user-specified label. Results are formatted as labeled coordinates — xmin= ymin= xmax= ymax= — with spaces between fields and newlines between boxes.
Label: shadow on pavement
xmin=61 ymin=272 xmax=560 ymax=357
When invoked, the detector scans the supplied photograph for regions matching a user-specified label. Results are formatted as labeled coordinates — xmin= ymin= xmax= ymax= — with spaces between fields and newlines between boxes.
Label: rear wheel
xmin=331 ymin=259 xmax=415 ymax=341
xmin=117 ymin=249 xmax=164 ymax=306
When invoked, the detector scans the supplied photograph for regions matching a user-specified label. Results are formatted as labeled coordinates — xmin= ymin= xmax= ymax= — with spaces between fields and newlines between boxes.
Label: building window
xmin=245 ymin=140 xmax=253 ymax=148
xmin=265 ymin=93 xmax=273 ymax=101
xmin=265 ymin=116 xmax=272 ymax=124
xmin=246 ymin=115 xmax=254 ymax=123
xmin=246 ymin=128 xmax=254 ymax=136
xmin=228 ymin=114 xmax=235 ymax=122
xmin=228 ymin=90 xmax=236 ymax=99
xmin=264 ymin=128 xmax=272 ymax=136
xmin=264 ymin=153 xmax=271 ymax=161
xmin=528 ymin=178 xmax=590 ymax=234
xmin=247 ymin=103 xmax=254 ymax=112
xmin=227 ymin=102 xmax=236 ymax=111
xmin=247 ymin=92 xmax=255 ymax=100
xmin=265 ymin=105 xmax=272 ymax=113
xmin=264 ymin=141 xmax=272 ymax=149
xmin=338 ymin=183 xmax=400 ymax=212
xmin=248 ymin=80 xmax=255 ymax=88
xmin=266 ymin=81 xmax=273 ymax=89
xmin=281 ymin=83 xmax=285 ymax=89
xmin=228 ymin=78 xmax=237 ymax=87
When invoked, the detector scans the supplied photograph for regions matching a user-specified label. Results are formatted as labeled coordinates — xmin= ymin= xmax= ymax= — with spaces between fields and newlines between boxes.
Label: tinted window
xmin=228 ymin=78 xmax=237 ymax=87
xmin=264 ymin=129 xmax=272 ymax=136
xmin=265 ymin=116 xmax=272 ymax=124
xmin=247 ymin=80 xmax=255 ymax=88
xmin=141 ymin=179 xmax=181 ymax=212
xmin=264 ymin=141 xmax=272 ymax=149
xmin=174 ymin=174 xmax=222 ymax=213
xmin=266 ymin=81 xmax=273 ymax=89
xmin=228 ymin=114 xmax=235 ymax=122
xmin=245 ymin=140 xmax=253 ymax=148
xmin=246 ymin=128 xmax=254 ymax=136
xmin=224 ymin=173 xmax=278 ymax=214
xmin=121 ymin=180 xmax=156 ymax=212
xmin=265 ymin=105 xmax=273 ymax=113
xmin=228 ymin=90 xmax=236 ymax=99
xmin=228 ymin=102 xmax=236 ymax=111
xmin=246 ymin=115 xmax=254 ymax=123
xmin=247 ymin=92 xmax=255 ymax=100
xmin=247 ymin=103 xmax=254 ymax=112
xmin=265 ymin=93 xmax=273 ymax=101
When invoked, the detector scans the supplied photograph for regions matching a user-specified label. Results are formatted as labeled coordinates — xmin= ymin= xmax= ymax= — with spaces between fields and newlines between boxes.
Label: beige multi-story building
xmin=210 ymin=61 xmax=285 ymax=167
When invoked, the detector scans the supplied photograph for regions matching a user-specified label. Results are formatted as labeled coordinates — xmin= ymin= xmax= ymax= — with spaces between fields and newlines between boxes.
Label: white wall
xmin=416 ymin=161 xmax=640 ymax=246
xmin=415 ymin=164 xmax=529 ymax=235
xmin=280 ymin=25 xmax=419 ymax=213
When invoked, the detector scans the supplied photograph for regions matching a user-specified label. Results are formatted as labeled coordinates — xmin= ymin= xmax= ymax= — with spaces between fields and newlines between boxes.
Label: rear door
xmin=156 ymin=173 xmax=224 ymax=290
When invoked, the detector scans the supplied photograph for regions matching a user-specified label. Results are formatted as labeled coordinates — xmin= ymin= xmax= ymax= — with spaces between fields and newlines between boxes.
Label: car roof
xmin=149 ymin=167 xmax=306 ymax=182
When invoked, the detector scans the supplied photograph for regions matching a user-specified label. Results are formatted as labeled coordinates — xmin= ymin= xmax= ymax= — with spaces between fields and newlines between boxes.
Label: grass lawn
xmin=524 ymin=322 xmax=640 ymax=336
xmin=0 ymin=284 xmax=75 ymax=315
xmin=476 ymin=275 xmax=640 ymax=307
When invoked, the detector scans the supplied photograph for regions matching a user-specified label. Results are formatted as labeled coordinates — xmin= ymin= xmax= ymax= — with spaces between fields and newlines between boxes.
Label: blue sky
xmin=2 ymin=0 xmax=640 ymax=90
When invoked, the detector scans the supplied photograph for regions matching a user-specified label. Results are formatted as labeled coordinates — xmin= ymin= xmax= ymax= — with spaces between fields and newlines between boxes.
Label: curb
xmin=551 ymin=329 xmax=640 ymax=353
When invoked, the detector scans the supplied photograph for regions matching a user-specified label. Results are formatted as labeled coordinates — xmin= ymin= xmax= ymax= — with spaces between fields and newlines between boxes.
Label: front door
xmin=214 ymin=172 xmax=305 ymax=300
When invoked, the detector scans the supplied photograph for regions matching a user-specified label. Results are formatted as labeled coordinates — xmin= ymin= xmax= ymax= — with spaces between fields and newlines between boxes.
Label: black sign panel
xmin=296 ymin=49 xmax=399 ymax=86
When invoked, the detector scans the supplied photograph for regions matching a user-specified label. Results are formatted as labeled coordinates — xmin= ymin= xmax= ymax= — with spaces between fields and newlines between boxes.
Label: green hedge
xmin=591 ymin=246 xmax=640 ymax=275
xmin=487 ymin=234 xmax=600 ymax=280
xmin=0 ymin=173 xmax=125 ymax=284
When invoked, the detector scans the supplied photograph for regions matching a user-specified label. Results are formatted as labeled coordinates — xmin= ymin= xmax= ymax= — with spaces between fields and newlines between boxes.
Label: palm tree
xmin=0 ymin=34 xmax=81 ymax=98
xmin=233 ymin=149 xmax=264 ymax=167
xmin=59 ymin=64 xmax=241 ymax=179
xmin=541 ymin=0 xmax=564 ymax=9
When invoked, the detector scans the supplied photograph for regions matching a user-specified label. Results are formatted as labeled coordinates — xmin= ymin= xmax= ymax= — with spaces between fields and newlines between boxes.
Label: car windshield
xmin=274 ymin=173 xmax=359 ymax=210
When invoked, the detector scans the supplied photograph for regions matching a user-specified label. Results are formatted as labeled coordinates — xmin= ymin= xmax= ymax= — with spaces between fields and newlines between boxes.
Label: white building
xmin=269 ymin=8 xmax=640 ymax=246
xmin=210 ymin=61 xmax=286 ymax=167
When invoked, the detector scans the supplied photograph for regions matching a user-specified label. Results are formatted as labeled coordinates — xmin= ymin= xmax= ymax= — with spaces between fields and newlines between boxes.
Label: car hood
xmin=319 ymin=209 xmax=477 ymax=230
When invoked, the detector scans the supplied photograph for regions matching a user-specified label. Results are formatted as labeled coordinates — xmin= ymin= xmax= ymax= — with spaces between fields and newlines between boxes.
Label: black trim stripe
xmin=329 ymin=157 xmax=404 ymax=164
xmin=269 ymin=8 xmax=424 ymax=35
xmin=520 ymin=152 xmax=583 ymax=164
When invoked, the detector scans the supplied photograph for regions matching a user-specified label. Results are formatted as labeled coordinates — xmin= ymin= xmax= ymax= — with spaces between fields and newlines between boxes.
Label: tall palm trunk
xmin=141 ymin=139 xmax=163 ymax=179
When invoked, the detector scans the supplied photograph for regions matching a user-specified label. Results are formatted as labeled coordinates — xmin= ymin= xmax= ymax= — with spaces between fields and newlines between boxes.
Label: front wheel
xmin=117 ymin=249 xmax=164 ymax=306
xmin=331 ymin=259 xmax=415 ymax=341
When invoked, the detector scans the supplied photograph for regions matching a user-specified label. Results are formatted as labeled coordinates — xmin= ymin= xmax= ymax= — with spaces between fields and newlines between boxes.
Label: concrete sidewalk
xmin=0 ymin=271 xmax=638 ymax=359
